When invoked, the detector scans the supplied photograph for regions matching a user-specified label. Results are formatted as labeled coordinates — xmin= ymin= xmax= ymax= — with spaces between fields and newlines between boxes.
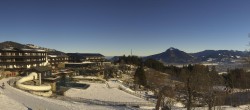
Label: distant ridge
xmin=1 ymin=41 xmax=249 ymax=63
xmin=0 ymin=41 xmax=32 ymax=49
xmin=191 ymin=50 xmax=249 ymax=62
xmin=26 ymin=44 xmax=67 ymax=56
xmin=145 ymin=47 xmax=194 ymax=64
xmin=0 ymin=41 xmax=66 ymax=56
xmin=144 ymin=47 xmax=250 ymax=64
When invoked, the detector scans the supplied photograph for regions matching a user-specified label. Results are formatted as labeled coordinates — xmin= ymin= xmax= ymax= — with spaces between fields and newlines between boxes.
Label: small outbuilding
xmin=24 ymin=66 xmax=52 ymax=79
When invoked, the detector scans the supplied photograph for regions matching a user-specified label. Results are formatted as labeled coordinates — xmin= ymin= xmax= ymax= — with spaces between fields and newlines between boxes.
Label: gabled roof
xmin=48 ymin=50 xmax=67 ymax=56
xmin=29 ymin=66 xmax=52 ymax=73
xmin=67 ymin=53 xmax=104 ymax=57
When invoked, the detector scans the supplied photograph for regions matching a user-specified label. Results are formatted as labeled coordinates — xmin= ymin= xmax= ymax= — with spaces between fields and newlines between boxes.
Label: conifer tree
xmin=134 ymin=65 xmax=147 ymax=87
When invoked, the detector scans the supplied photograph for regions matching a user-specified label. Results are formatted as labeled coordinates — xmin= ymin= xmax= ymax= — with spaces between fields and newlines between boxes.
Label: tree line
xmin=116 ymin=55 xmax=250 ymax=109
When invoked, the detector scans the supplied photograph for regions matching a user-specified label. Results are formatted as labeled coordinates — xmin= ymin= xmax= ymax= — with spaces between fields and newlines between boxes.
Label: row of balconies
xmin=0 ymin=56 xmax=47 ymax=59
xmin=0 ymin=54 xmax=46 ymax=57
xmin=86 ymin=57 xmax=103 ymax=60
xmin=0 ymin=59 xmax=46 ymax=62
xmin=0 ymin=63 xmax=45 ymax=69
xmin=48 ymin=58 xmax=69 ymax=61
xmin=50 ymin=61 xmax=68 ymax=65
xmin=0 ymin=61 xmax=46 ymax=64
xmin=0 ymin=58 xmax=70 ymax=63
xmin=0 ymin=52 xmax=46 ymax=57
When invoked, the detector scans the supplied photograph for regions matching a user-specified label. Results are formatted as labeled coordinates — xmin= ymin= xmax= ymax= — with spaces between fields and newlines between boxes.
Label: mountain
xmin=191 ymin=50 xmax=249 ymax=62
xmin=2 ymin=41 xmax=249 ymax=64
xmin=26 ymin=44 xmax=66 ymax=56
xmin=105 ymin=56 xmax=115 ymax=60
xmin=145 ymin=48 xmax=250 ymax=64
xmin=145 ymin=47 xmax=194 ymax=64
xmin=0 ymin=41 xmax=66 ymax=56
xmin=0 ymin=41 xmax=32 ymax=49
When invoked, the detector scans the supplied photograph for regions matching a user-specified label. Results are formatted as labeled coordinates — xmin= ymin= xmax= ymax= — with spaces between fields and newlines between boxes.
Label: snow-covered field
xmin=4 ymin=77 xmax=250 ymax=110
xmin=65 ymin=81 xmax=149 ymax=103
xmin=1 ymin=78 xmax=131 ymax=110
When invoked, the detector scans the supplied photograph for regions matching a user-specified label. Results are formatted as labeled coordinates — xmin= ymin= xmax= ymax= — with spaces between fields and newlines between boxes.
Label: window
xmin=8 ymin=65 xmax=13 ymax=68
xmin=25 ymin=53 xmax=30 ymax=56
xmin=6 ymin=52 xmax=11 ymax=56
xmin=6 ymin=59 xmax=11 ymax=62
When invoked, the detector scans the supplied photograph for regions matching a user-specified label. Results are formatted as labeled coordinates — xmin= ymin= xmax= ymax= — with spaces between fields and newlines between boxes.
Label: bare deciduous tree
xmin=155 ymin=86 xmax=176 ymax=110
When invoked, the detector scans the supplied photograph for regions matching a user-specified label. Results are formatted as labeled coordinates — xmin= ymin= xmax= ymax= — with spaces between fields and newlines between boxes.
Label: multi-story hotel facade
xmin=48 ymin=55 xmax=68 ymax=69
xmin=0 ymin=47 xmax=47 ymax=70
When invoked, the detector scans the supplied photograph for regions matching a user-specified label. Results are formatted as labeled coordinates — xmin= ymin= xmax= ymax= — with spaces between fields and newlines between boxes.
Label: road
xmin=0 ymin=78 xmax=69 ymax=110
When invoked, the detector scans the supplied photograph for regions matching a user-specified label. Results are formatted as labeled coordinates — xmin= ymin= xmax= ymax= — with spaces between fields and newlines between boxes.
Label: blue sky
xmin=0 ymin=0 xmax=249 ymax=56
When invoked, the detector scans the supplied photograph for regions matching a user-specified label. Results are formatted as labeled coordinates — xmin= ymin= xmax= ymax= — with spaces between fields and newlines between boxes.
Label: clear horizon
xmin=0 ymin=0 xmax=250 ymax=56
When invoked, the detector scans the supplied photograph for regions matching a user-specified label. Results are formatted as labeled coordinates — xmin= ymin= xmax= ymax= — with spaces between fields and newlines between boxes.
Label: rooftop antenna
xmin=131 ymin=49 xmax=133 ymax=56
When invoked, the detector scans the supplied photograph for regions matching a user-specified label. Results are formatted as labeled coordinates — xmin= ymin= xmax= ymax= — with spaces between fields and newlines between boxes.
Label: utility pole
xmin=39 ymin=73 xmax=42 ymax=85
xmin=131 ymin=49 xmax=133 ymax=56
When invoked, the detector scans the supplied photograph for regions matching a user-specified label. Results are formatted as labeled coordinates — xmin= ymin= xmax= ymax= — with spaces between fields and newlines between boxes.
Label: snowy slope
xmin=1 ymin=78 xmax=127 ymax=110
